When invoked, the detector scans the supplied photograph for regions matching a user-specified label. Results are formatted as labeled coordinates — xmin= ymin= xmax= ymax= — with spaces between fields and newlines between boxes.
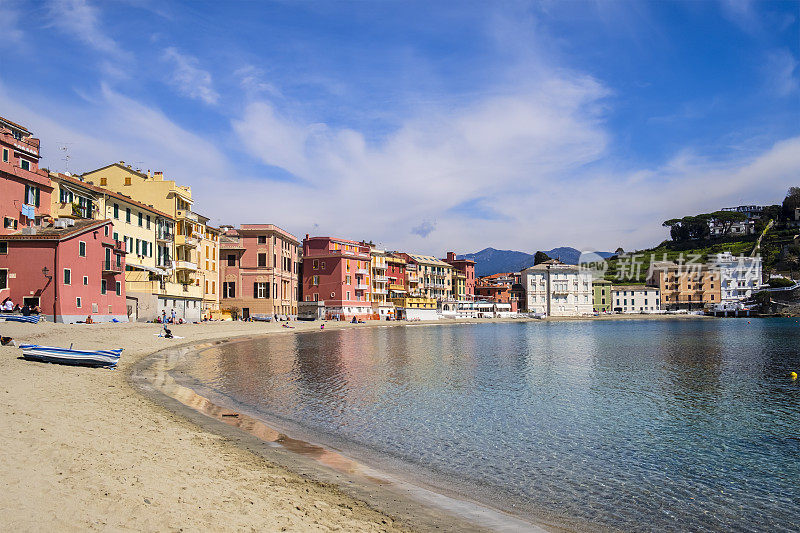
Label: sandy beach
xmin=0 ymin=314 xmax=708 ymax=532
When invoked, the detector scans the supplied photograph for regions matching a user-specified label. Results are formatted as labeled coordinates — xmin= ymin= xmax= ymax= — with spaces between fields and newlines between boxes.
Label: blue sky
xmin=1 ymin=0 xmax=798 ymax=254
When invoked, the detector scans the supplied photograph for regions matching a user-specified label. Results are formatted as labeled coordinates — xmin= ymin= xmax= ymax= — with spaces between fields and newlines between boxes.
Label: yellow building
xmin=399 ymin=253 xmax=453 ymax=301
xmin=81 ymin=162 xmax=214 ymax=321
xmin=196 ymin=215 xmax=220 ymax=318
xmin=452 ymin=271 xmax=466 ymax=300
xmin=367 ymin=246 xmax=393 ymax=318
xmin=48 ymin=172 xmax=180 ymax=321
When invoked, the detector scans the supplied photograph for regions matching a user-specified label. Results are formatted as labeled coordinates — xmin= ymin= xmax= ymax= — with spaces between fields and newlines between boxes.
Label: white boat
xmin=19 ymin=345 xmax=122 ymax=368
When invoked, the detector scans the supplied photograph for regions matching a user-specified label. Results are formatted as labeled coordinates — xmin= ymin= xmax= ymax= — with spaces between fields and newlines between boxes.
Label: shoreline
xmin=0 ymin=314 xmax=712 ymax=531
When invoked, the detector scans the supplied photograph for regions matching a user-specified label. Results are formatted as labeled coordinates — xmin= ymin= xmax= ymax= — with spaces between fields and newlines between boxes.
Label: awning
xmin=128 ymin=263 xmax=169 ymax=276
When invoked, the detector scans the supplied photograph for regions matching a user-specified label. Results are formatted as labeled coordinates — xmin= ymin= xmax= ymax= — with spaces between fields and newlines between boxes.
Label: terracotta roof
xmin=0 ymin=219 xmax=111 ymax=241
xmin=52 ymin=172 xmax=174 ymax=219
xmin=0 ymin=116 xmax=30 ymax=133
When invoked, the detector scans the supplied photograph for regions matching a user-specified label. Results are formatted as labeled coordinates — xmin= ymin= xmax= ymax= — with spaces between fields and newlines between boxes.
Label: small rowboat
xmin=19 ymin=344 xmax=122 ymax=368
xmin=0 ymin=315 xmax=41 ymax=324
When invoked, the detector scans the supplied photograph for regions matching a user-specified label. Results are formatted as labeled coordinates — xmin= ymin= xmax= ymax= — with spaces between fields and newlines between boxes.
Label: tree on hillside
xmin=782 ymin=187 xmax=800 ymax=220
xmin=533 ymin=251 xmax=551 ymax=265
xmin=663 ymin=215 xmax=711 ymax=241
xmin=755 ymin=205 xmax=781 ymax=233
xmin=709 ymin=210 xmax=746 ymax=235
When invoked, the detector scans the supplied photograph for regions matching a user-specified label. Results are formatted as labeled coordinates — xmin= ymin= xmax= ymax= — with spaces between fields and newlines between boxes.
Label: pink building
xmin=0 ymin=219 xmax=127 ymax=323
xmin=219 ymin=224 xmax=300 ymax=319
xmin=1 ymin=116 xmax=53 ymax=234
xmin=302 ymin=235 xmax=373 ymax=319
xmin=444 ymin=251 xmax=476 ymax=299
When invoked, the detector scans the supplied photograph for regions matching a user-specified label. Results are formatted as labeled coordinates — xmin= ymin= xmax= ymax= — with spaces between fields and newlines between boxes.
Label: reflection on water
xmin=188 ymin=319 xmax=800 ymax=532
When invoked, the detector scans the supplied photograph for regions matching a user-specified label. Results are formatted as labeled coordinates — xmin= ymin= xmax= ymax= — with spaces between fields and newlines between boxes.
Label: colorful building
xmin=592 ymin=279 xmax=612 ymax=313
xmin=366 ymin=246 xmax=394 ymax=318
xmin=302 ymin=236 xmax=373 ymax=319
xmin=1 ymin=116 xmax=52 ymax=235
xmin=396 ymin=253 xmax=453 ymax=301
xmin=386 ymin=255 xmax=407 ymax=298
xmin=647 ymin=261 xmax=721 ymax=311
xmin=710 ymin=252 xmax=762 ymax=310
xmin=219 ymin=224 xmax=300 ymax=319
xmin=81 ymin=162 xmax=217 ymax=321
xmin=0 ymin=219 xmax=126 ymax=323
xmin=443 ymin=252 xmax=476 ymax=299
xmin=48 ymin=172 xmax=178 ymax=321
xmin=197 ymin=219 xmax=221 ymax=318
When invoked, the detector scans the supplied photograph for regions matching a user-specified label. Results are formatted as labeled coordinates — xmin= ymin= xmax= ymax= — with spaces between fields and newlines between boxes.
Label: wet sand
xmin=0 ymin=314 xmax=707 ymax=531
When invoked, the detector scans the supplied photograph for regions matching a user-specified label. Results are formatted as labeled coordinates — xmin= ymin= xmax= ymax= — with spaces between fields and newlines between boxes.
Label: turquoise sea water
xmin=187 ymin=319 xmax=800 ymax=532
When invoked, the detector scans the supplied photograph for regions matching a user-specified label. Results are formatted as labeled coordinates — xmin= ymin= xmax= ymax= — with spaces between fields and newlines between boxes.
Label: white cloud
xmin=764 ymin=48 xmax=799 ymax=97
xmin=162 ymin=47 xmax=220 ymax=105
xmin=0 ymin=1 xmax=25 ymax=44
xmin=235 ymin=65 xmax=282 ymax=98
xmin=46 ymin=0 xmax=124 ymax=57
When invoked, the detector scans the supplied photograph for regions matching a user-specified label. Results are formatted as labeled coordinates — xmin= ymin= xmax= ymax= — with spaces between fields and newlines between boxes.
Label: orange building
xmin=647 ymin=261 xmax=721 ymax=310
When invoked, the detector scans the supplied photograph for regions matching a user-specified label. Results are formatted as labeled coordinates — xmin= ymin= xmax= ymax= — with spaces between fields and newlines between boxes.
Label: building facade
xmin=443 ymin=252 xmax=476 ymax=299
xmin=592 ymin=279 xmax=612 ymax=313
xmin=196 ymin=216 xmax=220 ymax=318
xmin=302 ymin=236 xmax=373 ymax=319
xmin=1 ymin=116 xmax=52 ymax=235
xmin=386 ymin=255 xmax=407 ymax=299
xmin=521 ymin=259 xmax=593 ymax=316
xmin=81 ymin=163 xmax=215 ymax=321
xmin=219 ymin=224 xmax=300 ymax=319
xmin=397 ymin=253 xmax=453 ymax=301
xmin=0 ymin=219 xmax=126 ymax=323
xmin=647 ymin=261 xmax=721 ymax=310
xmin=611 ymin=285 xmax=661 ymax=313
xmin=710 ymin=252 xmax=763 ymax=309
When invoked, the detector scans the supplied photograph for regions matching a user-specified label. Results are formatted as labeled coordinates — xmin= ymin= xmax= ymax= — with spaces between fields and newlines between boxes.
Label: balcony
xmin=101 ymin=259 xmax=123 ymax=273
xmin=126 ymin=279 xmax=202 ymax=299
xmin=373 ymin=275 xmax=388 ymax=282
xmin=355 ymin=283 xmax=370 ymax=290
xmin=372 ymin=288 xmax=388 ymax=295
xmin=176 ymin=209 xmax=199 ymax=222
xmin=355 ymin=268 xmax=369 ymax=275
xmin=156 ymin=232 xmax=173 ymax=242
xmin=176 ymin=234 xmax=199 ymax=247
xmin=173 ymin=260 xmax=198 ymax=271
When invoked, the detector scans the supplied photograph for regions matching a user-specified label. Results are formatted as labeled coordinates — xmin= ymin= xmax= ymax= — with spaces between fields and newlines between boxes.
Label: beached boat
xmin=0 ymin=315 xmax=42 ymax=323
xmin=19 ymin=344 xmax=122 ymax=368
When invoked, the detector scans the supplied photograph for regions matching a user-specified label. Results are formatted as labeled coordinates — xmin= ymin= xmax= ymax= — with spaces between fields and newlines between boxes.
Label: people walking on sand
xmin=171 ymin=309 xmax=176 ymax=324
xmin=161 ymin=310 xmax=167 ymax=323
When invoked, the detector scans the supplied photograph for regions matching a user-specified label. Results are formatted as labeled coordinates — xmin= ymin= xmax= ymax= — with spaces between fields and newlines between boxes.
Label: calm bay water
xmin=187 ymin=319 xmax=800 ymax=532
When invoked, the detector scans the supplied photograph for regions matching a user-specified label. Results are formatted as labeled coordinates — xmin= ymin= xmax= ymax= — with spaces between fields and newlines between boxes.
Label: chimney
xmin=447 ymin=251 xmax=456 ymax=262
xmin=305 ymin=234 xmax=309 ymax=240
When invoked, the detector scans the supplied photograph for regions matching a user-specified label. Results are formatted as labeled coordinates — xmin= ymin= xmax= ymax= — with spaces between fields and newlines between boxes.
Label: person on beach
xmin=171 ymin=309 xmax=176 ymax=323
xmin=1 ymin=298 xmax=13 ymax=312
xmin=162 ymin=323 xmax=173 ymax=339
xmin=85 ymin=315 xmax=93 ymax=324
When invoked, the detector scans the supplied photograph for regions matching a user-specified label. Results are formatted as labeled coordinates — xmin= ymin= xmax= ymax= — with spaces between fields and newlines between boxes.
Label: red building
xmin=219 ymin=224 xmax=300 ymax=319
xmin=443 ymin=251 xmax=476 ymax=299
xmin=386 ymin=255 xmax=407 ymax=298
xmin=0 ymin=219 xmax=127 ymax=323
xmin=1 ymin=116 xmax=53 ymax=235
xmin=302 ymin=235 xmax=373 ymax=319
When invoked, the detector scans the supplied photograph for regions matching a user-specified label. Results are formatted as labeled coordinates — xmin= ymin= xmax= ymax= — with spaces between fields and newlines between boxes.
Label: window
xmin=24 ymin=184 xmax=40 ymax=206
xmin=313 ymin=293 xmax=319 ymax=302
xmin=63 ymin=269 xmax=71 ymax=285
xmin=138 ymin=212 xmax=143 ymax=227
xmin=258 ymin=253 xmax=267 ymax=267
xmin=20 ymin=159 xmax=30 ymax=171
xmin=104 ymin=226 xmax=109 ymax=237
xmin=124 ymin=177 xmax=132 ymax=186
xmin=313 ymin=259 xmax=319 ymax=269
xmin=2 ymin=218 xmax=15 ymax=230
xmin=76 ymin=297 xmax=82 ymax=309
xmin=60 ymin=189 xmax=73 ymax=203
xmin=126 ymin=208 xmax=131 ymax=223
xmin=312 ymin=275 xmax=319 ymax=286
xmin=2 ymin=149 xmax=7 ymax=162
xmin=255 ymin=282 xmax=268 ymax=299
xmin=0 ymin=242 xmax=6 ymax=254
xmin=101 ymin=280 xmax=107 ymax=295
xmin=223 ymin=282 xmax=236 ymax=298
xmin=146 ymin=215 xmax=151 ymax=229
xmin=227 ymin=254 xmax=236 ymax=266
xmin=346 ymin=291 xmax=350 ymax=300
xmin=258 ymin=235 xmax=267 ymax=244
xmin=273 ymin=254 xmax=276 ymax=267
xmin=83 ymin=276 xmax=88 ymax=285
xmin=273 ymin=283 xmax=277 ymax=299
xmin=113 ymin=204 xmax=119 ymax=218
xmin=100 ymin=177 xmax=107 ymax=186
xmin=0 ymin=269 xmax=7 ymax=290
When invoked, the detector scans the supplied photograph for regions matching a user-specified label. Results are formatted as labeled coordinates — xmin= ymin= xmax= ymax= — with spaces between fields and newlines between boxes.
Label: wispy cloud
xmin=46 ymin=0 xmax=124 ymax=57
xmin=763 ymin=48 xmax=799 ymax=97
xmin=0 ymin=1 xmax=25 ymax=44
xmin=162 ymin=47 xmax=220 ymax=105
xmin=235 ymin=65 xmax=282 ymax=99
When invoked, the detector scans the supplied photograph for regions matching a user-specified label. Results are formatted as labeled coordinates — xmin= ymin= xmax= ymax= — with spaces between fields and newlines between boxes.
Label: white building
xmin=611 ymin=285 xmax=661 ymax=313
xmin=521 ymin=259 xmax=593 ymax=317
xmin=710 ymin=252 xmax=763 ymax=309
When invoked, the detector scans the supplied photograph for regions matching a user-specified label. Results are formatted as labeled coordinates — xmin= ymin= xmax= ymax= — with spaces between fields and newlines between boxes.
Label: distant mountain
xmin=459 ymin=247 xmax=614 ymax=277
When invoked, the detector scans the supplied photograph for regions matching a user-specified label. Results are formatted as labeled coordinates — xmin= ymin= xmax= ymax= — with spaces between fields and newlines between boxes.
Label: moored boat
xmin=19 ymin=345 xmax=122 ymax=368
